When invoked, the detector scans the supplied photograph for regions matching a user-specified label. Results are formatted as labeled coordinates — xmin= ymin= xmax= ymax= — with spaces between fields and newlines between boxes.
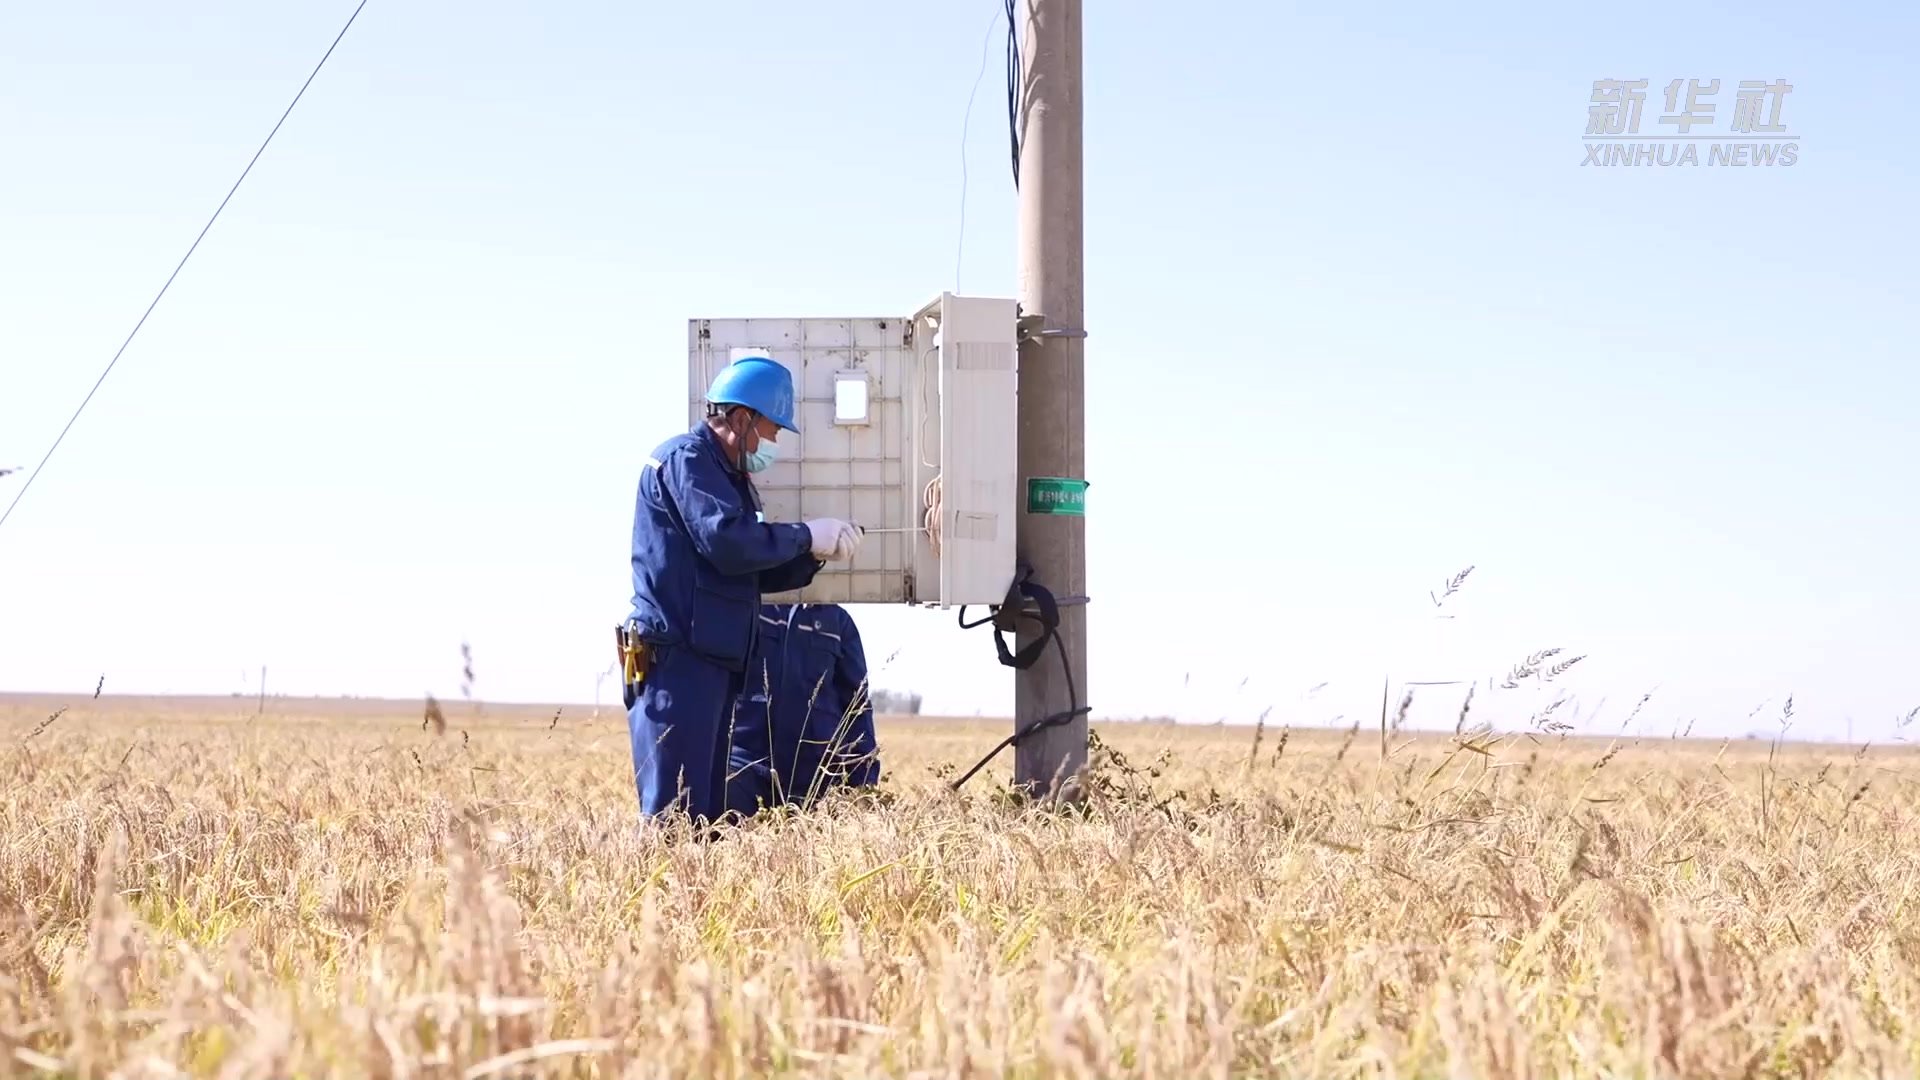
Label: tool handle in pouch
xmin=615 ymin=625 xmax=654 ymax=708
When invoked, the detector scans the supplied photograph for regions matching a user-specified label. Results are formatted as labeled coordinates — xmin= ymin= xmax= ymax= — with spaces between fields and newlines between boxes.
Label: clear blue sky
xmin=3 ymin=1 xmax=1915 ymax=741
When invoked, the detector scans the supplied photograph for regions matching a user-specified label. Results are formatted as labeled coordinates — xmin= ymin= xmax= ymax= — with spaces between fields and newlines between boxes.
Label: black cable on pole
xmin=0 ymin=0 xmax=370 ymax=533
xmin=948 ymin=572 xmax=1090 ymax=793
xmin=949 ymin=630 xmax=1089 ymax=792
xmin=1005 ymin=0 xmax=1023 ymax=188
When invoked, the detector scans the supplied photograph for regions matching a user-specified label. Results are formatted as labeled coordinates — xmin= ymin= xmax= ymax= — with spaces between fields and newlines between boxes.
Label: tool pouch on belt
xmin=614 ymin=623 xmax=653 ymax=709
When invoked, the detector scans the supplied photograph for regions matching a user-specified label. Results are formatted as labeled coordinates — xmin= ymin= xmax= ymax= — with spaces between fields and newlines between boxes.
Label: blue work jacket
xmin=735 ymin=603 xmax=882 ymax=802
xmin=627 ymin=422 xmax=824 ymax=670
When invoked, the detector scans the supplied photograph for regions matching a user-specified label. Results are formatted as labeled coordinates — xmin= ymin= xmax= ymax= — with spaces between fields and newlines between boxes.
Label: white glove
xmin=805 ymin=518 xmax=860 ymax=560
xmin=834 ymin=522 xmax=865 ymax=561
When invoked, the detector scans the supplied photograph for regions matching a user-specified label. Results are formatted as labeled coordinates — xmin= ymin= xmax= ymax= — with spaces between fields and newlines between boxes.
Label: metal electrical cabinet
xmin=686 ymin=292 xmax=1019 ymax=608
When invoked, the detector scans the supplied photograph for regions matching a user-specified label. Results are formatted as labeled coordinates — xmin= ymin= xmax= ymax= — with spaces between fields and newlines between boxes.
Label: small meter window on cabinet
xmin=833 ymin=370 xmax=870 ymax=425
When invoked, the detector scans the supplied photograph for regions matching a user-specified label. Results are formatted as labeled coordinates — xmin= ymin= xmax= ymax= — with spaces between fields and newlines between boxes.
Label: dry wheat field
xmin=3 ymin=694 xmax=1919 ymax=1079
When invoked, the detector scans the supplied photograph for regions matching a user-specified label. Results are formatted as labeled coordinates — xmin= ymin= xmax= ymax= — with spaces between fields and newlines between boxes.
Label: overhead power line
xmin=1006 ymin=0 xmax=1024 ymax=187
xmin=954 ymin=5 xmax=1001 ymax=294
xmin=0 ymin=0 xmax=371 ymax=533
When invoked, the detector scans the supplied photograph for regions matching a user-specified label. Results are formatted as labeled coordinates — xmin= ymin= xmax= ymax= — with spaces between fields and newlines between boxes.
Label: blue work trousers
xmin=627 ymin=644 xmax=744 ymax=825
xmin=723 ymin=752 xmax=774 ymax=819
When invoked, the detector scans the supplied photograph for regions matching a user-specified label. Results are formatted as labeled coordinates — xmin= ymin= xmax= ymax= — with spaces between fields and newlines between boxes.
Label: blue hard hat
xmin=706 ymin=356 xmax=798 ymax=433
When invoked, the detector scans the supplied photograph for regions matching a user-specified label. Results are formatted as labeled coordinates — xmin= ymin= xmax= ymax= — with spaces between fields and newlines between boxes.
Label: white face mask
xmin=729 ymin=410 xmax=776 ymax=473
xmin=741 ymin=440 xmax=777 ymax=473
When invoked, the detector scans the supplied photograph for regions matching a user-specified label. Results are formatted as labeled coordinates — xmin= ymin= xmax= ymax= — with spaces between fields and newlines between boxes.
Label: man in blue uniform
xmin=724 ymin=602 xmax=882 ymax=817
xmin=619 ymin=356 xmax=862 ymax=825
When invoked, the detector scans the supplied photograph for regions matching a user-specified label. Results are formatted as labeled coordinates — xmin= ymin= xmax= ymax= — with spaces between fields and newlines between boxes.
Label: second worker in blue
xmin=724 ymin=602 xmax=883 ymax=817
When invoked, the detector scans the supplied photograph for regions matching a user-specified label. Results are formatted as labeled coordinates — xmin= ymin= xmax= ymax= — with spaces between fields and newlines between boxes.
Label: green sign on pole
xmin=1026 ymin=476 xmax=1089 ymax=516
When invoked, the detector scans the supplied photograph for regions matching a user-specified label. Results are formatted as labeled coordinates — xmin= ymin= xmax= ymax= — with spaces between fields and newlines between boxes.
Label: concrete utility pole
xmin=1011 ymin=0 xmax=1089 ymax=797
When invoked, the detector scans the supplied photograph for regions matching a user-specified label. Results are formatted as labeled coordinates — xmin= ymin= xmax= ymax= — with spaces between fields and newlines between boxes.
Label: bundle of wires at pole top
xmin=1005 ymin=0 xmax=1024 ymax=188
